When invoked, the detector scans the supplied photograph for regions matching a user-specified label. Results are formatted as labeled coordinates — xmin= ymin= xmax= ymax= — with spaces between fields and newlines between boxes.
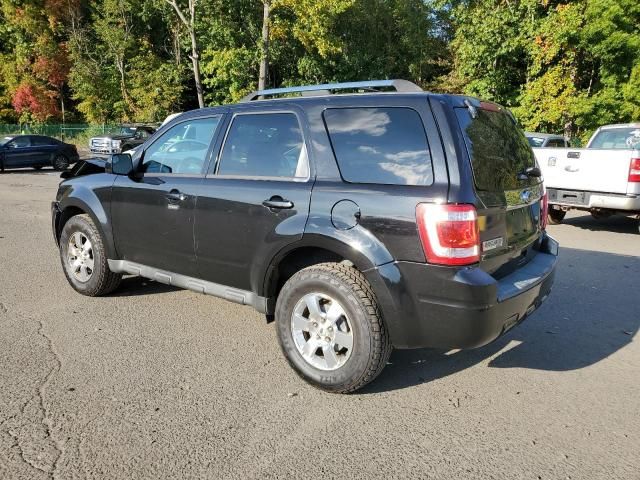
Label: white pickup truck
xmin=532 ymin=123 xmax=640 ymax=232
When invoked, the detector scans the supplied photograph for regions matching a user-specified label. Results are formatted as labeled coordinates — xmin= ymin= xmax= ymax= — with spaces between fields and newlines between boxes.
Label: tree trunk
xmin=258 ymin=1 xmax=270 ymax=91
xmin=189 ymin=29 xmax=205 ymax=108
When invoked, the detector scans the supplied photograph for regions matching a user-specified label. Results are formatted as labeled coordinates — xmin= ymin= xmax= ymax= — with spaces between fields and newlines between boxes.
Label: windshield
xmin=527 ymin=136 xmax=545 ymax=148
xmin=456 ymin=107 xmax=537 ymax=191
xmin=0 ymin=136 xmax=13 ymax=146
xmin=119 ymin=127 xmax=137 ymax=136
xmin=589 ymin=128 xmax=640 ymax=149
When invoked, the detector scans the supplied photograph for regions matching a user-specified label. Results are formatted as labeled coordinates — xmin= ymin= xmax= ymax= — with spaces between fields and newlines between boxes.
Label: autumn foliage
xmin=12 ymin=82 xmax=59 ymax=122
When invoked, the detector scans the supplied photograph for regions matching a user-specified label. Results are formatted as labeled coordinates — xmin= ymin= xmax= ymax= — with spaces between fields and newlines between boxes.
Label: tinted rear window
xmin=589 ymin=128 xmax=640 ymax=149
xmin=455 ymin=107 xmax=536 ymax=191
xmin=324 ymin=107 xmax=433 ymax=186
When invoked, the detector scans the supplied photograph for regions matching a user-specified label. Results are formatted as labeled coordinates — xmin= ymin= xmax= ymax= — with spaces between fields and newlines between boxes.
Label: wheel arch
xmin=260 ymin=233 xmax=386 ymax=312
xmin=55 ymin=192 xmax=117 ymax=259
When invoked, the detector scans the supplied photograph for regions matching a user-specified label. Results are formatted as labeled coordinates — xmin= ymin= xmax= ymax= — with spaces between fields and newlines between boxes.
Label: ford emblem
xmin=520 ymin=190 xmax=531 ymax=202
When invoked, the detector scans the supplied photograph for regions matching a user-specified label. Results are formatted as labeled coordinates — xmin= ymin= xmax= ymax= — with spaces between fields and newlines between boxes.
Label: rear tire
xmin=275 ymin=262 xmax=392 ymax=393
xmin=548 ymin=208 xmax=566 ymax=225
xmin=53 ymin=154 xmax=69 ymax=171
xmin=59 ymin=214 xmax=121 ymax=296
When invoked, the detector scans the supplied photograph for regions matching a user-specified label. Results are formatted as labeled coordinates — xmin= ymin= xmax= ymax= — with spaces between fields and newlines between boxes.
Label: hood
xmin=60 ymin=158 xmax=107 ymax=179
xmin=92 ymin=134 xmax=134 ymax=141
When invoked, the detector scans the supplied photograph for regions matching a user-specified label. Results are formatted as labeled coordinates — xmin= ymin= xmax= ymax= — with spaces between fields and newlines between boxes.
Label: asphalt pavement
xmin=0 ymin=169 xmax=638 ymax=479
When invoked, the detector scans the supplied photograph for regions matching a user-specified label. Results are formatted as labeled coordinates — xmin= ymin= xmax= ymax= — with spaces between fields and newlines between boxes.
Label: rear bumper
xmin=548 ymin=188 xmax=640 ymax=212
xmin=366 ymin=234 xmax=558 ymax=350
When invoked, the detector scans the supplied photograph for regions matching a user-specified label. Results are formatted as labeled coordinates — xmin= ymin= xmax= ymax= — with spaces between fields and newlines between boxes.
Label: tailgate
xmin=455 ymin=104 xmax=544 ymax=275
xmin=534 ymin=148 xmax=632 ymax=194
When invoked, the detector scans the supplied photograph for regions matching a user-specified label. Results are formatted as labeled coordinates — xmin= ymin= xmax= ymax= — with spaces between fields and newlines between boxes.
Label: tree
xmin=164 ymin=0 xmax=205 ymax=107
xmin=258 ymin=0 xmax=270 ymax=91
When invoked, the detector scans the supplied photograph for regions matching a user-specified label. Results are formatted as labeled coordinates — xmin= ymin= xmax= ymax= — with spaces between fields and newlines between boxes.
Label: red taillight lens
xmin=629 ymin=158 xmax=640 ymax=182
xmin=416 ymin=204 xmax=480 ymax=266
xmin=541 ymin=191 xmax=549 ymax=230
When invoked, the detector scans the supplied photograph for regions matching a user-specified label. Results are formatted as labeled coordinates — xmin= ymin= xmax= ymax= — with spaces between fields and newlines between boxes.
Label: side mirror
xmin=107 ymin=153 xmax=134 ymax=175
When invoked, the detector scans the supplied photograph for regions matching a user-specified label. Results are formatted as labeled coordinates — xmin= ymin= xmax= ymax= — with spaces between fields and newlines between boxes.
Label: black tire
xmin=59 ymin=214 xmax=121 ymax=296
xmin=590 ymin=210 xmax=610 ymax=220
xmin=548 ymin=208 xmax=566 ymax=225
xmin=275 ymin=262 xmax=392 ymax=393
xmin=53 ymin=154 xmax=69 ymax=171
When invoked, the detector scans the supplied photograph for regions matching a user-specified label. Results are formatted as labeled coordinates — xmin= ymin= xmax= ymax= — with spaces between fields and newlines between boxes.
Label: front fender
xmin=55 ymin=174 xmax=117 ymax=258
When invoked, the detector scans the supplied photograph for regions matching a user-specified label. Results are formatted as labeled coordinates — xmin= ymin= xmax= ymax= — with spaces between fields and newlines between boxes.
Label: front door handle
xmin=262 ymin=196 xmax=294 ymax=210
xmin=166 ymin=190 xmax=186 ymax=202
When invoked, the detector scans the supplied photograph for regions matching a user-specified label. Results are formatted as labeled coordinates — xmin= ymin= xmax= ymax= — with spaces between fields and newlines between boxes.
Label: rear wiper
xmin=518 ymin=166 xmax=542 ymax=180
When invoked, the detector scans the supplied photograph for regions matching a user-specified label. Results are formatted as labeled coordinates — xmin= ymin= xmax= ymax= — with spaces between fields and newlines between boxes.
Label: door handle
xmin=262 ymin=196 xmax=294 ymax=210
xmin=166 ymin=190 xmax=186 ymax=202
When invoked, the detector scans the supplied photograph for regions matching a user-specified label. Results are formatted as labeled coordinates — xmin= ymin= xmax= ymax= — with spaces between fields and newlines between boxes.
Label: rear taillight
xmin=541 ymin=191 xmax=549 ymax=230
xmin=416 ymin=204 xmax=480 ymax=266
xmin=629 ymin=158 xmax=640 ymax=182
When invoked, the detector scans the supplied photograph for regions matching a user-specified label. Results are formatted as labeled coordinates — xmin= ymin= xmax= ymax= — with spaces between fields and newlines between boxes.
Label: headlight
xmin=111 ymin=140 xmax=122 ymax=148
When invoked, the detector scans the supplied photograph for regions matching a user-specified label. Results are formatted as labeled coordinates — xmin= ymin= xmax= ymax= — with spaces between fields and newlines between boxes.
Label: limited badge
xmin=482 ymin=237 xmax=504 ymax=252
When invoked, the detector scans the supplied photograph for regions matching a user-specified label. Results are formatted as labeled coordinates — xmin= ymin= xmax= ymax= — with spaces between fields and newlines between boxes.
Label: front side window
xmin=217 ymin=113 xmax=308 ymax=178
xmin=10 ymin=136 xmax=30 ymax=148
xmin=141 ymin=117 xmax=220 ymax=174
xmin=324 ymin=107 xmax=433 ymax=186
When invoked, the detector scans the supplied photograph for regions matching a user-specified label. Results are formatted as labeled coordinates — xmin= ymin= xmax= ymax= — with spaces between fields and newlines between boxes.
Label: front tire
xmin=53 ymin=154 xmax=69 ymax=171
xmin=275 ymin=263 xmax=392 ymax=393
xmin=59 ymin=214 xmax=121 ymax=296
xmin=548 ymin=208 xmax=566 ymax=225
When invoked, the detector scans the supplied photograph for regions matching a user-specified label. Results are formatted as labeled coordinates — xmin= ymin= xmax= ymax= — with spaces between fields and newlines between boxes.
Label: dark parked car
xmin=0 ymin=134 xmax=79 ymax=171
xmin=89 ymin=125 xmax=155 ymax=155
xmin=52 ymin=80 xmax=558 ymax=393
xmin=525 ymin=132 xmax=570 ymax=148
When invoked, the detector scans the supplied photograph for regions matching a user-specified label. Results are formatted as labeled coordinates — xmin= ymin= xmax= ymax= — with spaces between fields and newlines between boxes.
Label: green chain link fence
xmin=0 ymin=124 xmax=121 ymax=148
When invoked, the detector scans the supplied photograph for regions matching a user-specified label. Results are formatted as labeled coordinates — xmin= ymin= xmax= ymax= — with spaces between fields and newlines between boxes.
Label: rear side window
xmin=455 ymin=107 xmax=536 ymax=191
xmin=324 ymin=107 xmax=433 ymax=186
xmin=218 ymin=113 xmax=309 ymax=178
xmin=32 ymin=136 xmax=56 ymax=146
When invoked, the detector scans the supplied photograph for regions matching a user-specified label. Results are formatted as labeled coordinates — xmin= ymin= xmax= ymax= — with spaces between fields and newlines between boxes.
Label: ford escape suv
xmin=52 ymin=80 xmax=558 ymax=393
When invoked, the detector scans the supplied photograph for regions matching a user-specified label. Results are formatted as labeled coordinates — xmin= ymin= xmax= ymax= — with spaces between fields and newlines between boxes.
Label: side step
xmin=107 ymin=260 xmax=268 ymax=313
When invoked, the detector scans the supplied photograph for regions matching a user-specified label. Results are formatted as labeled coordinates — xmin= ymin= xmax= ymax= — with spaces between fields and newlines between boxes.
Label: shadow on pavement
xmin=364 ymin=246 xmax=639 ymax=394
xmin=111 ymin=276 xmax=179 ymax=297
xmin=563 ymin=213 xmax=639 ymax=234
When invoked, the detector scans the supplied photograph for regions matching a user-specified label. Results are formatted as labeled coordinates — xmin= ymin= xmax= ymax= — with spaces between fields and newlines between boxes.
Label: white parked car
xmin=532 ymin=123 xmax=640 ymax=232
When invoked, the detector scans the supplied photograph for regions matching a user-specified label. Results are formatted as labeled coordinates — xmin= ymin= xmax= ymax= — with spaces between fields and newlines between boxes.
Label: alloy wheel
xmin=291 ymin=292 xmax=354 ymax=371
xmin=67 ymin=232 xmax=94 ymax=282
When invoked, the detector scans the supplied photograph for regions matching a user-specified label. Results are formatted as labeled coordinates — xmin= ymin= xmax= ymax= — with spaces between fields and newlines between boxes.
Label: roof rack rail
xmin=240 ymin=79 xmax=423 ymax=102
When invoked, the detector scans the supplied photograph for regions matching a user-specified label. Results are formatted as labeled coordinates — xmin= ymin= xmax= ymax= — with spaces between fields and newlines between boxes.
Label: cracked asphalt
xmin=0 ymin=169 xmax=638 ymax=479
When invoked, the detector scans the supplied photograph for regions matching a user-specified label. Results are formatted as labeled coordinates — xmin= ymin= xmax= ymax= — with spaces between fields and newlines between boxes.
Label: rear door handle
xmin=262 ymin=196 xmax=294 ymax=210
xmin=166 ymin=190 xmax=186 ymax=202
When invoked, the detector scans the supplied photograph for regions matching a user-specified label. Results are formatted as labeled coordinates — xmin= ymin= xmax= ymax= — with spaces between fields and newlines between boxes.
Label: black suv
xmin=52 ymin=80 xmax=558 ymax=393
